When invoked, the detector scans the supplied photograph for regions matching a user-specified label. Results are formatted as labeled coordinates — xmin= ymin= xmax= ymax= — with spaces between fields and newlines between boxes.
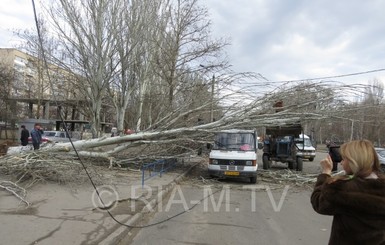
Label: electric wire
xmin=272 ymin=68 xmax=385 ymax=83
xmin=30 ymin=0 xmax=219 ymax=230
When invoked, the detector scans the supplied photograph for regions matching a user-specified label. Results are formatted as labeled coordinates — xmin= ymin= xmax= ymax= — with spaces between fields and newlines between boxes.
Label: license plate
xmin=224 ymin=171 xmax=239 ymax=176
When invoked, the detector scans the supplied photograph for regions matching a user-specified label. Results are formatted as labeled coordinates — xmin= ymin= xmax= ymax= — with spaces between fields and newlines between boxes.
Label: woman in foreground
xmin=311 ymin=139 xmax=385 ymax=245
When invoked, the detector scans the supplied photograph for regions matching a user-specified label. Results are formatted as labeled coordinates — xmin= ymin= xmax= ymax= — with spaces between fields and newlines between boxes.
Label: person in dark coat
xmin=20 ymin=125 xmax=29 ymax=146
xmin=311 ymin=139 xmax=385 ymax=245
xmin=30 ymin=123 xmax=44 ymax=150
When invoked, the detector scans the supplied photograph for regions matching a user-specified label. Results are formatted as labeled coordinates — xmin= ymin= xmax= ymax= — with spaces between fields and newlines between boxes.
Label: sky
xmin=1 ymin=0 xmax=385 ymax=86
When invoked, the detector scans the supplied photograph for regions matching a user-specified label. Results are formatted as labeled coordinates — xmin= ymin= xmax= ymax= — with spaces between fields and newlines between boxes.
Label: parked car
xmin=375 ymin=148 xmax=385 ymax=173
xmin=28 ymin=131 xmax=77 ymax=144
xmin=43 ymin=131 xmax=78 ymax=143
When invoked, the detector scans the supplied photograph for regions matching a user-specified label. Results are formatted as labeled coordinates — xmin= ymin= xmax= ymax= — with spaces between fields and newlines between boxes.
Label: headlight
xmin=211 ymin=159 xmax=218 ymax=165
xmin=245 ymin=160 xmax=252 ymax=166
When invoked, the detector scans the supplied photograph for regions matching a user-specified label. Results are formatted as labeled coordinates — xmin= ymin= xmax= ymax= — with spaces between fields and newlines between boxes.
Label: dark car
xmin=375 ymin=148 xmax=385 ymax=173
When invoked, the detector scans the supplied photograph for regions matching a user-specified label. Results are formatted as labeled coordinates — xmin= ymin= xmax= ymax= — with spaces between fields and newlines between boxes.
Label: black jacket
xmin=20 ymin=128 xmax=29 ymax=146
xmin=311 ymin=173 xmax=385 ymax=245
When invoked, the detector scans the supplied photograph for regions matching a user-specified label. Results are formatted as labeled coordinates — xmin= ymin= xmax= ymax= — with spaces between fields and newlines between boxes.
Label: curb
xmin=100 ymin=160 xmax=200 ymax=245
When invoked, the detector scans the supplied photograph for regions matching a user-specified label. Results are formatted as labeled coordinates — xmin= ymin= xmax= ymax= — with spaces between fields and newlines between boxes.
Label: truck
xmin=262 ymin=124 xmax=304 ymax=171
xmin=208 ymin=129 xmax=258 ymax=183
xmin=294 ymin=134 xmax=316 ymax=161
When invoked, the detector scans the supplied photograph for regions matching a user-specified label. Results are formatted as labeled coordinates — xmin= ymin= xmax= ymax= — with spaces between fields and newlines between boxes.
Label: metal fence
xmin=141 ymin=158 xmax=176 ymax=187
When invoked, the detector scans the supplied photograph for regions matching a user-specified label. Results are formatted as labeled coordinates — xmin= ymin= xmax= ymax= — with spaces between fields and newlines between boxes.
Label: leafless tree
xmin=104 ymin=0 xmax=230 ymax=133
xmin=0 ymin=63 xmax=15 ymax=124
xmin=46 ymin=0 xmax=120 ymax=137
xmin=147 ymin=0 xmax=229 ymax=122
xmin=14 ymin=17 xmax=60 ymax=119
xmin=106 ymin=0 xmax=167 ymax=134
xmin=358 ymin=79 xmax=385 ymax=144
xmin=11 ymin=0 xmax=230 ymax=138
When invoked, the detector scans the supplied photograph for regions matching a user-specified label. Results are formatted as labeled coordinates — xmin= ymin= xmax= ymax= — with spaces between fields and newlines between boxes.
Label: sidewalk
xmin=0 ymin=157 xmax=203 ymax=245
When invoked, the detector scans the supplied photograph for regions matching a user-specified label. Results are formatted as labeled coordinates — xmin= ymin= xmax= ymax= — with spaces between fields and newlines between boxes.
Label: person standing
xmin=311 ymin=140 xmax=385 ymax=244
xmin=20 ymin=125 xmax=29 ymax=146
xmin=30 ymin=123 xmax=44 ymax=150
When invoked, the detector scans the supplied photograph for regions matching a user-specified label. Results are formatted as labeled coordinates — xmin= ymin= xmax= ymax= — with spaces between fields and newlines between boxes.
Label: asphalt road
xmin=123 ymin=151 xmax=334 ymax=245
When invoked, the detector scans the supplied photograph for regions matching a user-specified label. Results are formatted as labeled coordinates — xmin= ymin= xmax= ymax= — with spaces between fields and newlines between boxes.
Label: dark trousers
xmin=33 ymin=143 xmax=40 ymax=150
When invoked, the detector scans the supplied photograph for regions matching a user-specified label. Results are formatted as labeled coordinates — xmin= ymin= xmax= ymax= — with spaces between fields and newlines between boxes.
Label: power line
xmin=272 ymin=68 xmax=385 ymax=83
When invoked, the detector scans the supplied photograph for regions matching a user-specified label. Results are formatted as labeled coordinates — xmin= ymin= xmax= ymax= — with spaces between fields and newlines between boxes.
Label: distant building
xmin=0 ymin=48 xmax=84 ymax=126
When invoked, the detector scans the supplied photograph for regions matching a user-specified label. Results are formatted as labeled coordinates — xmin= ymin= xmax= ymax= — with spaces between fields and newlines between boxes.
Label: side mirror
xmin=207 ymin=143 xmax=212 ymax=149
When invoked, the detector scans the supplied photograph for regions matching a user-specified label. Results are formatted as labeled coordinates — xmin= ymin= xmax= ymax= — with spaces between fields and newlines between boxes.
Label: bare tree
xmin=359 ymin=79 xmax=385 ymax=143
xmin=14 ymin=17 xmax=60 ymax=119
xmin=0 ymin=63 xmax=15 ymax=124
xmin=46 ymin=0 xmax=119 ymax=137
xmin=107 ymin=0 xmax=229 ymax=133
xmin=107 ymin=0 xmax=168 ymax=134
xmin=151 ymin=0 xmax=228 ymax=113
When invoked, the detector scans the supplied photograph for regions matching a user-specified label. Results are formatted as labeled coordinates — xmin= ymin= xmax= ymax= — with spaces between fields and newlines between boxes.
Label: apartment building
xmin=0 ymin=48 xmax=84 ymax=124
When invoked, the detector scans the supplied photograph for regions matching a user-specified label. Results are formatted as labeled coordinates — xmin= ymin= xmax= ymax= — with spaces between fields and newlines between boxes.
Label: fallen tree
xmin=1 ymin=81 xmax=381 ymax=186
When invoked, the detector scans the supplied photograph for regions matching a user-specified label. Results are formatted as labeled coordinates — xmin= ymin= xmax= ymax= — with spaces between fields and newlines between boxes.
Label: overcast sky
xmin=1 ymin=0 xmax=385 ymax=85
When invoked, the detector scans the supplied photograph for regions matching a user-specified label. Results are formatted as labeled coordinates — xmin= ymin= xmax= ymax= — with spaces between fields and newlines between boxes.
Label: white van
xmin=295 ymin=134 xmax=316 ymax=161
xmin=208 ymin=129 xmax=258 ymax=183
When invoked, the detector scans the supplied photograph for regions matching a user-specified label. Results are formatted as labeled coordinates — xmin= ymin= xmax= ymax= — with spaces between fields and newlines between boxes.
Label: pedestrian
xmin=20 ymin=125 xmax=29 ymax=146
xmin=111 ymin=127 xmax=118 ymax=137
xmin=30 ymin=123 xmax=44 ymax=150
xmin=125 ymin=128 xmax=133 ymax=135
xmin=311 ymin=139 xmax=385 ymax=245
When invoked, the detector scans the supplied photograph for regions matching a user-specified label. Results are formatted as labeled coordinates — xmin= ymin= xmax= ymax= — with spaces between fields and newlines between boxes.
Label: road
xmin=122 ymin=151 xmax=334 ymax=245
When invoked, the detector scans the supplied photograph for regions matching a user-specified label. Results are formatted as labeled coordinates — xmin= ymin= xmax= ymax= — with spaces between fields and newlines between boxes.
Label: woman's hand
xmin=320 ymin=155 xmax=333 ymax=175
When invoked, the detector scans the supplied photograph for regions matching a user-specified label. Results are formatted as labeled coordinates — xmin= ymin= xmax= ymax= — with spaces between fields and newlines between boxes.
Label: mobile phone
xmin=329 ymin=146 xmax=342 ymax=163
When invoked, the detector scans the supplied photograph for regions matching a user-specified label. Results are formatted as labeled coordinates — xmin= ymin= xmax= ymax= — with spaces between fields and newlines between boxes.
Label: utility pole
xmin=199 ymin=64 xmax=215 ymax=123
xmin=210 ymin=74 xmax=215 ymax=122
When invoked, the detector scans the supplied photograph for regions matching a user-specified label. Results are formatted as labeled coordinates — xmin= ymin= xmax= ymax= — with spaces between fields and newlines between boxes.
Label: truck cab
xmin=208 ymin=129 xmax=258 ymax=183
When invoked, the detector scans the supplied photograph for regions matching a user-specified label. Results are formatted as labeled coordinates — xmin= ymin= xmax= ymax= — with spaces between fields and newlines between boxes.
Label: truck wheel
xmin=289 ymin=160 xmax=297 ymax=170
xmin=250 ymin=176 xmax=257 ymax=184
xmin=263 ymin=154 xmax=270 ymax=170
xmin=309 ymin=158 xmax=314 ymax=162
xmin=296 ymin=157 xmax=303 ymax=171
